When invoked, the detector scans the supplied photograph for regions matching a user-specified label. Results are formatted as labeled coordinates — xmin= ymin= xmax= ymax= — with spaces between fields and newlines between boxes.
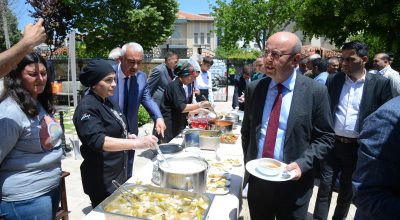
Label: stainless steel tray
xmin=94 ymin=184 xmax=214 ymax=220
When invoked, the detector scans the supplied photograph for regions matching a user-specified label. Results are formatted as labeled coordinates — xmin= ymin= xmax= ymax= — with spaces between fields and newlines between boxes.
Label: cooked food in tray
xmin=100 ymin=185 xmax=212 ymax=220
xmin=220 ymin=133 xmax=239 ymax=144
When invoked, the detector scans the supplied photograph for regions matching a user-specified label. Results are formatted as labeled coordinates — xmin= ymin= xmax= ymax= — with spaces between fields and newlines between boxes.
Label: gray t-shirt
xmin=0 ymin=97 xmax=62 ymax=201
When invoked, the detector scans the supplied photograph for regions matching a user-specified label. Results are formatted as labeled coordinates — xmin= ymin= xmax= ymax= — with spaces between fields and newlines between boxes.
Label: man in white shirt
xmin=194 ymin=56 xmax=214 ymax=102
xmin=373 ymin=52 xmax=400 ymax=96
xmin=314 ymin=41 xmax=393 ymax=220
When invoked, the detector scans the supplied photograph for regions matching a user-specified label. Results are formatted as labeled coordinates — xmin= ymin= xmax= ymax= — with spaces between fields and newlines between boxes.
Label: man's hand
xmin=155 ymin=118 xmax=166 ymax=138
xmin=22 ymin=18 xmax=47 ymax=49
xmin=238 ymin=94 xmax=245 ymax=103
xmin=285 ymin=162 xmax=302 ymax=180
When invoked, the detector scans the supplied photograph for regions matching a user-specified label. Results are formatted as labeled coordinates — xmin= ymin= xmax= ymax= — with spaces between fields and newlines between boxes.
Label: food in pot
xmin=161 ymin=160 xmax=206 ymax=174
xmin=104 ymin=186 xmax=209 ymax=220
xmin=220 ymin=133 xmax=239 ymax=144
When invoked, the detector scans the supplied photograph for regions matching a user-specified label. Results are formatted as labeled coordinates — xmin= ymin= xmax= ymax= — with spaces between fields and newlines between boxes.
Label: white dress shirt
xmin=333 ymin=73 xmax=366 ymax=138
xmin=194 ymin=71 xmax=214 ymax=102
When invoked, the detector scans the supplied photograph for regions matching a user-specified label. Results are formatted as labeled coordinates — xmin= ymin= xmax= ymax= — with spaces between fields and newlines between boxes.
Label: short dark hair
xmin=202 ymin=56 xmax=214 ymax=66
xmin=164 ymin=51 xmax=178 ymax=62
xmin=342 ymin=40 xmax=369 ymax=57
xmin=379 ymin=53 xmax=391 ymax=61
xmin=312 ymin=58 xmax=328 ymax=72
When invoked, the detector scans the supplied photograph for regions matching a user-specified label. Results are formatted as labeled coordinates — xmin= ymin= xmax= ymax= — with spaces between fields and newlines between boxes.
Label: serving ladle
xmin=112 ymin=180 xmax=141 ymax=202
xmin=144 ymin=130 xmax=172 ymax=169
xmin=201 ymin=95 xmax=218 ymax=118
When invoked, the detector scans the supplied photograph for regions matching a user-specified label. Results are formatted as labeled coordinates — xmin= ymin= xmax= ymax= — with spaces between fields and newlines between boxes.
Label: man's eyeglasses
xmin=126 ymin=58 xmax=143 ymax=65
xmin=263 ymin=49 xmax=293 ymax=60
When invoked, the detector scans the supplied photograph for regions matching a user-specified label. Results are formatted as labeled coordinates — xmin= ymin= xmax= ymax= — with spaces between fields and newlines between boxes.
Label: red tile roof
xmin=178 ymin=11 xmax=214 ymax=21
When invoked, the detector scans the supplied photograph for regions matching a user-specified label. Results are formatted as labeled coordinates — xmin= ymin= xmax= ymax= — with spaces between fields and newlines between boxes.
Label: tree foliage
xmin=27 ymin=0 xmax=178 ymax=57
xmin=0 ymin=3 xmax=21 ymax=51
xmin=28 ymin=0 xmax=74 ymax=56
xmin=295 ymin=0 xmax=400 ymax=58
xmin=211 ymin=0 xmax=299 ymax=51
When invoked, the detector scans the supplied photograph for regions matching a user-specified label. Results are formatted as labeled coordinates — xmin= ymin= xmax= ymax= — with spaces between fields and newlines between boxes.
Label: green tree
xmin=295 ymin=0 xmax=400 ymax=59
xmin=27 ymin=0 xmax=178 ymax=57
xmin=0 ymin=2 xmax=21 ymax=51
xmin=211 ymin=0 xmax=299 ymax=51
xmin=71 ymin=0 xmax=178 ymax=56
xmin=28 ymin=0 xmax=75 ymax=56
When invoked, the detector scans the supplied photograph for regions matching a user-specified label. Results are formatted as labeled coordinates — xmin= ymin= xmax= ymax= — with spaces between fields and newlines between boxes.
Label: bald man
xmin=241 ymin=32 xmax=334 ymax=219
xmin=373 ymin=53 xmax=400 ymax=96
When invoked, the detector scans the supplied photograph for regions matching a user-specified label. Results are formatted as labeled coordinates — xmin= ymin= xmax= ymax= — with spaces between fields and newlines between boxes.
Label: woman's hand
xmin=132 ymin=135 xmax=158 ymax=150
xmin=199 ymin=101 xmax=211 ymax=109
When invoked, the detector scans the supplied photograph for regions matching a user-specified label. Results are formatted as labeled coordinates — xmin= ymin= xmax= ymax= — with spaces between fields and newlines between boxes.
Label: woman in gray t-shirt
xmin=0 ymin=52 xmax=63 ymax=219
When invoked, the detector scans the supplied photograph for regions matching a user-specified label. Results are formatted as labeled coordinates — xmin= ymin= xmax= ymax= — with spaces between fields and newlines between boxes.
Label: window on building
xmin=207 ymin=33 xmax=211 ymax=44
xmin=200 ymin=33 xmax=204 ymax=44
xmin=194 ymin=33 xmax=198 ymax=44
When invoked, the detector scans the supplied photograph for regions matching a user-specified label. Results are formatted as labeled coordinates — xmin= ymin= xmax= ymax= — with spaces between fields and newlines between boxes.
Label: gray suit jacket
xmin=148 ymin=63 xmax=173 ymax=107
xmin=241 ymin=73 xmax=335 ymax=203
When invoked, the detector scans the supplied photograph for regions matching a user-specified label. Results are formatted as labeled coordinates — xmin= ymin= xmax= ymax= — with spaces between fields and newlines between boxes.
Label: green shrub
xmin=138 ymin=105 xmax=151 ymax=127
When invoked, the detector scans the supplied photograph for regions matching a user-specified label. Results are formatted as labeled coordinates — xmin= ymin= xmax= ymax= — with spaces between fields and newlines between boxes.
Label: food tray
xmin=94 ymin=184 xmax=214 ymax=220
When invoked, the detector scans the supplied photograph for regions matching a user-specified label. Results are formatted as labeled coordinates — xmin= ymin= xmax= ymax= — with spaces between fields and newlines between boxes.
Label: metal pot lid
xmin=158 ymin=144 xmax=182 ymax=154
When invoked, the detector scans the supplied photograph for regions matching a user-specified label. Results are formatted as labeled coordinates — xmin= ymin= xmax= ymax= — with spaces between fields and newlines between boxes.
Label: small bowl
xmin=256 ymin=158 xmax=282 ymax=176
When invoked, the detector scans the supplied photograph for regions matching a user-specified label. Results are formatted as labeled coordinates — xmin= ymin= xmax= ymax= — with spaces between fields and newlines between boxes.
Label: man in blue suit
xmin=352 ymin=96 xmax=400 ymax=220
xmin=111 ymin=42 xmax=166 ymax=178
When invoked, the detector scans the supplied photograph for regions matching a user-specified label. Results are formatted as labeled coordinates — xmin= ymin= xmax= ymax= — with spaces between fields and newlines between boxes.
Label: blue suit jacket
xmin=352 ymin=96 xmax=400 ymax=220
xmin=111 ymin=65 xmax=162 ymax=135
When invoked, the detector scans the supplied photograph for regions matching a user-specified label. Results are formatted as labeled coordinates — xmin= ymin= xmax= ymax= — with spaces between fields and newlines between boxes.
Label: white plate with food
xmin=207 ymin=179 xmax=231 ymax=188
xmin=245 ymin=158 xmax=296 ymax=182
xmin=223 ymin=158 xmax=242 ymax=167
xmin=206 ymin=186 xmax=229 ymax=195
xmin=207 ymin=173 xmax=231 ymax=180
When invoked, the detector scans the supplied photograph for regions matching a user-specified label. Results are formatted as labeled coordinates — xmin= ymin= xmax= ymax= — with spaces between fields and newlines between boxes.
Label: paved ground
xmin=61 ymin=85 xmax=356 ymax=219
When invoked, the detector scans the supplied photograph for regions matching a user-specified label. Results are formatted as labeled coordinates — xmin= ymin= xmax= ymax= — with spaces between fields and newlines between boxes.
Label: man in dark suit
xmin=313 ymin=41 xmax=393 ymax=220
xmin=241 ymin=31 xmax=335 ymax=220
xmin=148 ymin=51 xmax=179 ymax=107
xmin=110 ymin=42 xmax=166 ymax=178
xmin=352 ymin=96 xmax=400 ymax=220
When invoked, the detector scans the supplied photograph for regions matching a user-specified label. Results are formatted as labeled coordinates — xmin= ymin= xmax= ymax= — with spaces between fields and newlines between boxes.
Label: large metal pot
xmin=208 ymin=119 xmax=233 ymax=133
xmin=159 ymin=156 xmax=208 ymax=193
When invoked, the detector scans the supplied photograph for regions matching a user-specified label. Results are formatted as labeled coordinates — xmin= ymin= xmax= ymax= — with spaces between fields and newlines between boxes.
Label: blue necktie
xmin=123 ymin=77 xmax=129 ymax=115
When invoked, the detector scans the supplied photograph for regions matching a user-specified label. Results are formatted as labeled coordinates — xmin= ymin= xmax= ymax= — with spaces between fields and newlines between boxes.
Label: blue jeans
xmin=0 ymin=185 xmax=60 ymax=220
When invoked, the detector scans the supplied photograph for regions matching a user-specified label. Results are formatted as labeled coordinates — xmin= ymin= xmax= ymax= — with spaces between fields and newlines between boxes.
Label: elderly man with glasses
xmin=110 ymin=42 xmax=166 ymax=178
xmin=241 ymin=31 xmax=335 ymax=220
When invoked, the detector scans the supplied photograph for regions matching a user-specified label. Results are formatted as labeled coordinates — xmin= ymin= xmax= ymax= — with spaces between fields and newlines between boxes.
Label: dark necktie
xmin=262 ymin=84 xmax=283 ymax=158
xmin=187 ymin=83 xmax=192 ymax=102
xmin=123 ymin=77 xmax=129 ymax=115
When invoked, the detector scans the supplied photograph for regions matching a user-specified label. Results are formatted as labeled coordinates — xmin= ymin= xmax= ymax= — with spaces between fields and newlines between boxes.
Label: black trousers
xmin=195 ymin=89 xmax=209 ymax=102
xmin=313 ymin=140 xmax=359 ymax=220
xmin=247 ymin=175 xmax=313 ymax=220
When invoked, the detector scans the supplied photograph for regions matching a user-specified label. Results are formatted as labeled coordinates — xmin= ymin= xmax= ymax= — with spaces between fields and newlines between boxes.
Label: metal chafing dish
xmin=94 ymin=184 xmax=214 ymax=220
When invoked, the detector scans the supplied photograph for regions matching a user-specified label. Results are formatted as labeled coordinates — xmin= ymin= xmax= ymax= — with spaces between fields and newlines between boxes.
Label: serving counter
xmin=84 ymin=123 xmax=244 ymax=220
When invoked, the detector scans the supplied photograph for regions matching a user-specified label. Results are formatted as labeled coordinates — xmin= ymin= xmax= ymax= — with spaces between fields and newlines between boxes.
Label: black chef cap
xmin=79 ymin=59 xmax=115 ymax=87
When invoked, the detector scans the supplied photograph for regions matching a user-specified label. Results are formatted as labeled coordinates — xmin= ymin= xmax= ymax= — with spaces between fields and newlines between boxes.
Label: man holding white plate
xmin=241 ymin=31 xmax=335 ymax=220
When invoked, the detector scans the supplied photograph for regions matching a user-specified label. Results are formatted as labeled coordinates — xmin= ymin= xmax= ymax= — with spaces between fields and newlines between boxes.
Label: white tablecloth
xmin=84 ymin=126 xmax=244 ymax=220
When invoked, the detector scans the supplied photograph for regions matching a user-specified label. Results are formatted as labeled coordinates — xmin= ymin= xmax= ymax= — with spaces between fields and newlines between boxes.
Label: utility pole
xmin=0 ymin=0 xmax=10 ymax=49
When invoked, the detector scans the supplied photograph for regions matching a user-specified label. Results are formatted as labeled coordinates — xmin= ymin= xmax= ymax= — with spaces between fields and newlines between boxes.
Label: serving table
xmin=84 ymin=123 xmax=244 ymax=220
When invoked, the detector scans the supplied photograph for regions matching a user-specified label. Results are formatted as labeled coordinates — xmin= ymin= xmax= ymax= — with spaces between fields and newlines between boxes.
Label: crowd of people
xmin=0 ymin=18 xmax=399 ymax=220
